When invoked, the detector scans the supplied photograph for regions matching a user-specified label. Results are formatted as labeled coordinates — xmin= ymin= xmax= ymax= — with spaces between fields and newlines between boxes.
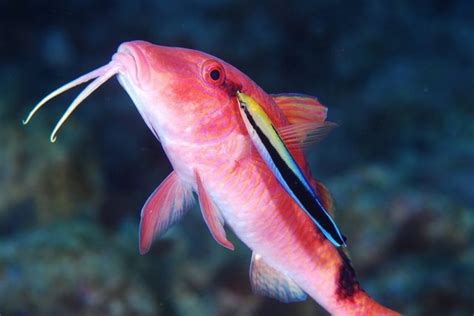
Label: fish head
xmin=24 ymin=40 xmax=264 ymax=143
xmin=113 ymin=40 xmax=246 ymax=142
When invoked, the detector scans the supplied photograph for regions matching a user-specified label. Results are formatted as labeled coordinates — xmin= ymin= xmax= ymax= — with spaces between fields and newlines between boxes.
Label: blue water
xmin=1 ymin=1 xmax=473 ymax=315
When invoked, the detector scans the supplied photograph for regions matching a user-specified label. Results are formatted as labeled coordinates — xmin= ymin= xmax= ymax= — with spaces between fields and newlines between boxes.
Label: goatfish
xmin=23 ymin=40 xmax=399 ymax=315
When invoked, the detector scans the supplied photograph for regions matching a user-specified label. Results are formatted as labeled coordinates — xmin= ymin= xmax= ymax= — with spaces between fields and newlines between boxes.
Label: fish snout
xmin=113 ymin=41 xmax=152 ymax=90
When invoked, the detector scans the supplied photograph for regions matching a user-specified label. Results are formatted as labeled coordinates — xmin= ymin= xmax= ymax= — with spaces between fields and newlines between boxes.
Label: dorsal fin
xmin=277 ymin=121 xmax=337 ymax=150
xmin=272 ymin=93 xmax=328 ymax=125
xmin=272 ymin=93 xmax=335 ymax=150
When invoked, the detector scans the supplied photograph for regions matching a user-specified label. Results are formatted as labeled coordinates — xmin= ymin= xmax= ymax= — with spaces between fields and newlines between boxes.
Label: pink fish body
xmin=25 ymin=41 xmax=400 ymax=315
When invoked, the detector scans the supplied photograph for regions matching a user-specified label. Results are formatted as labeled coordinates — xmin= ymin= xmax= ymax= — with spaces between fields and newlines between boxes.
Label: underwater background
xmin=1 ymin=1 xmax=473 ymax=315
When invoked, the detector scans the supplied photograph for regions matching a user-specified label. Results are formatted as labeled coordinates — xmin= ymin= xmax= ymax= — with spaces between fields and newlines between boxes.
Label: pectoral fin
xmin=139 ymin=171 xmax=194 ymax=255
xmin=195 ymin=171 xmax=235 ymax=251
xmin=249 ymin=252 xmax=307 ymax=303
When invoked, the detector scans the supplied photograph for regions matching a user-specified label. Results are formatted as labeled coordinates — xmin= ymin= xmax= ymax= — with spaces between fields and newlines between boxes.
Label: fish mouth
xmin=22 ymin=41 xmax=150 ymax=142
xmin=113 ymin=42 xmax=151 ymax=90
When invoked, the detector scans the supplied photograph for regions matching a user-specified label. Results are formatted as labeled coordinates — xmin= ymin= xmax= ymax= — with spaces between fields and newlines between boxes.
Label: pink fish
xmin=24 ymin=41 xmax=400 ymax=315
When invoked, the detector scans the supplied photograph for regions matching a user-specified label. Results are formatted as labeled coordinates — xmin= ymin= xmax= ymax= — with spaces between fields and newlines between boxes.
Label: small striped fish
xmin=237 ymin=92 xmax=346 ymax=247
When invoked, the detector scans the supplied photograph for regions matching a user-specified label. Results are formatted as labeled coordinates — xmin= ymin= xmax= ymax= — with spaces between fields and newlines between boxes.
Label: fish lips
xmin=113 ymin=41 xmax=152 ymax=91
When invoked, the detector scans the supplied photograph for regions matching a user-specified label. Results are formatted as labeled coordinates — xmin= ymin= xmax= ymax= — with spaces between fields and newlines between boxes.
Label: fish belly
xmin=202 ymin=155 xmax=344 ymax=310
xmin=165 ymin=134 xmax=398 ymax=315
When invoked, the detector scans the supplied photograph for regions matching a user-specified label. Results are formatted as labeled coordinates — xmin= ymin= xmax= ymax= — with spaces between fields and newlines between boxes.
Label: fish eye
xmin=202 ymin=60 xmax=225 ymax=86
xmin=210 ymin=69 xmax=221 ymax=81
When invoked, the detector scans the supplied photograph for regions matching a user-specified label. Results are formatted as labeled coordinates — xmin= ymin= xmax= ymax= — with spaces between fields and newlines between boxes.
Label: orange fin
xmin=195 ymin=171 xmax=235 ymax=251
xmin=277 ymin=121 xmax=337 ymax=150
xmin=139 ymin=171 xmax=194 ymax=255
xmin=250 ymin=252 xmax=307 ymax=303
xmin=272 ymin=93 xmax=335 ymax=149
xmin=272 ymin=93 xmax=328 ymax=125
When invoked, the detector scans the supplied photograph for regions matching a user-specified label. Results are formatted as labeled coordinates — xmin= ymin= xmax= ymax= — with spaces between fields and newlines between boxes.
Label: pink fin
xmin=250 ymin=252 xmax=307 ymax=303
xmin=195 ymin=171 xmax=235 ymax=251
xmin=277 ymin=121 xmax=337 ymax=150
xmin=272 ymin=93 xmax=328 ymax=125
xmin=139 ymin=171 xmax=193 ymax=255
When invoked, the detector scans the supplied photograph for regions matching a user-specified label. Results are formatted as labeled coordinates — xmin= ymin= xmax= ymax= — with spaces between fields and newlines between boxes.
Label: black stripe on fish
xmin=241 ymin=104 xmax=345 ymax=246
xmin=336 ymin=249 xmax=362 ymax=301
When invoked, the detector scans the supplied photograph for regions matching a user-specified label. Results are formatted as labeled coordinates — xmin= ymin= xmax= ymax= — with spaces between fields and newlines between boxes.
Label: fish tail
xmin=330 ymin=250 xmax=400 ymax=315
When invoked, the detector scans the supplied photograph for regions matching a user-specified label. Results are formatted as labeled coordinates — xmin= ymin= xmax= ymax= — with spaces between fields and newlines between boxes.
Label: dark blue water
xmin=1 ymin=1 xmax=473 ymax=315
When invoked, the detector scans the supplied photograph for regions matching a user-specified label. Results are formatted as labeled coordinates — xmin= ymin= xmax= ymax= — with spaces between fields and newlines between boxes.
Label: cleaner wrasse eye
xmin=23 ymin=40 xmax=400 ymax=315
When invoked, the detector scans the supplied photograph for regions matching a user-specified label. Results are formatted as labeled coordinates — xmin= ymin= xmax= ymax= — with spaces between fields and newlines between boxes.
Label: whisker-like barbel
xmin=49 ymin=65 xmax=118 ymax=142
xmin=23 ymin=64 xmax=113 ymax=126
xmin=22 ymin=63 xmax=119 ymax=142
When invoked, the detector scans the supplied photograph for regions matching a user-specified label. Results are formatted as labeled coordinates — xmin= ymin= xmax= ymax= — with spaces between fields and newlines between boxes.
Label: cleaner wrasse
xmin=236 ymin=92 xmax=346 ymax=247
xmin=24 ymin=41 xmax=399 ymax=315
